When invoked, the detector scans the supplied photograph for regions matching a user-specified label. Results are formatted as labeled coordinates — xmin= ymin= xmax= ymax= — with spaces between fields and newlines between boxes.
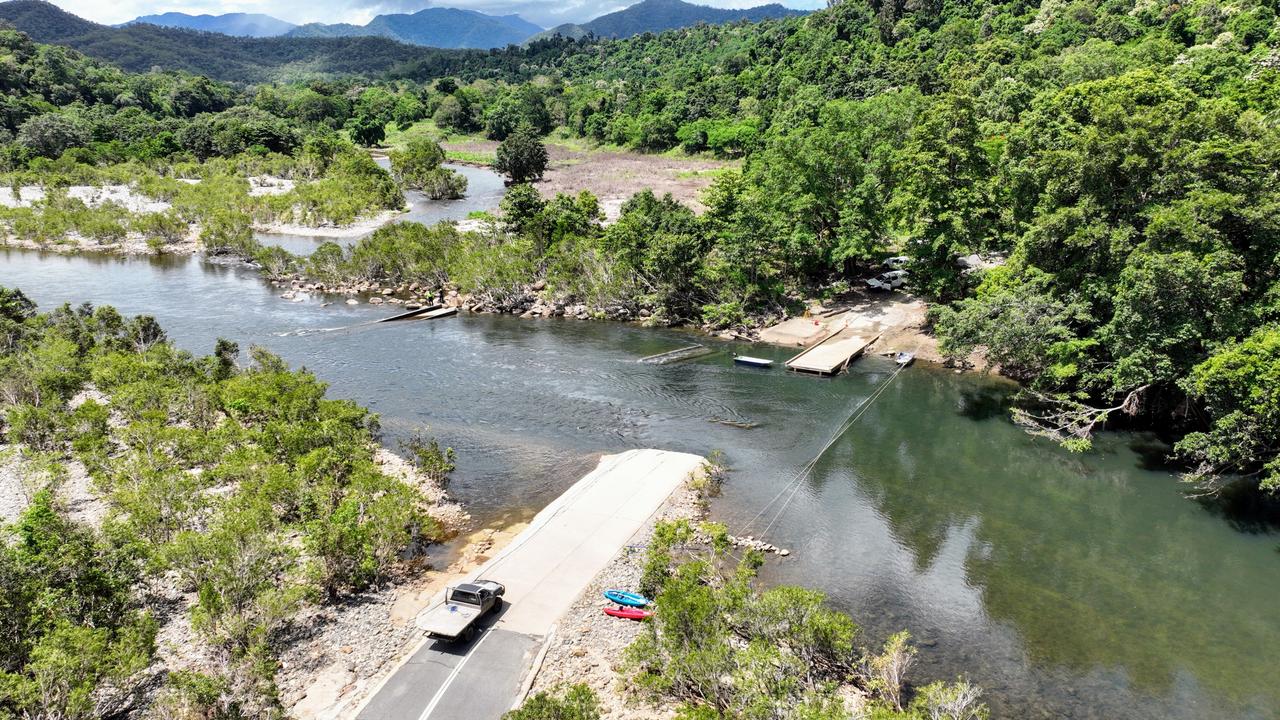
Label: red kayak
xmin=604 ymin=606 xmax=653 ymax=620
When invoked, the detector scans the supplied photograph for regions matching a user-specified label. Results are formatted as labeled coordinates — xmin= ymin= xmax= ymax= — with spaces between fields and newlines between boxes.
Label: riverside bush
xmin=0 ymin=490 xmax=157 ymax=720
xmin=389 ymin=137 xmax=468 ymax=200
xmin=503 ymin=684 xmax=601 ymax=720
xmin=624 ymin=521 xmax=988 ymax=720
xmin=0 ymin=289 xmax=449 ymax=711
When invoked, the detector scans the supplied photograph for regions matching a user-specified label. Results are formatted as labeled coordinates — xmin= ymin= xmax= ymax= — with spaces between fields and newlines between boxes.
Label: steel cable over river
xmin=3 ymin=227 xmax=1279 ymax=720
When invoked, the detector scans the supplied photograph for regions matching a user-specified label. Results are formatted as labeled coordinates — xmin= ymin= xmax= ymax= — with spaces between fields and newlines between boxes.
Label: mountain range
xmin=530 ymin=0 xmax=804 ymax=42
xmin=120 ymin=11 xmax=296 ymax=37
xmin=0 ymin=0 xmax=444 ymax=80
xmin=0 ymin=0 xmax=808 ymax=80
xmin=285 ymin=8 xmax=542 ymax=49
xmin=111 ymin=0 xmax=802 ymax=49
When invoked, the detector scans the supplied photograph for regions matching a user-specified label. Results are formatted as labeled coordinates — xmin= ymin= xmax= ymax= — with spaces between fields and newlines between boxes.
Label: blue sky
xmin=51 ymin=0 xmax=823 ymax=29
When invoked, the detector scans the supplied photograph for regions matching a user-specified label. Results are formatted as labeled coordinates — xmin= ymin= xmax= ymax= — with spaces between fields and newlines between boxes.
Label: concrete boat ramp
xmin=356 ymin=449 xmax=705 ymax=720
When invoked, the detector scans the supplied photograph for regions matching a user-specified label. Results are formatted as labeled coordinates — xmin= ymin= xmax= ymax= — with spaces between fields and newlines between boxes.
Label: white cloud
xmin=50 ymin=0 xmax=822 ymax=30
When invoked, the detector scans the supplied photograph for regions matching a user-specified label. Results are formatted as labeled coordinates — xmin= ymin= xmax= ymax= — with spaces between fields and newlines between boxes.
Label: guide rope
xmin=742 ymin=359 xmax=909 ymax=539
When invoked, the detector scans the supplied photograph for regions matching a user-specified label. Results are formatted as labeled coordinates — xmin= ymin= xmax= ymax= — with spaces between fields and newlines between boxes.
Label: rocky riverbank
xmin=271 ymin=275 xmax=652 ymax=324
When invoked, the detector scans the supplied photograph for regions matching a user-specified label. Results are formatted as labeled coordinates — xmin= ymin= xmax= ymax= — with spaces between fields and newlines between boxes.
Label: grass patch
xmin=674 ymin=167 xmax=730 ymax=180
xmin=445 ymin=149 xmax=497 ymax=165
xmin=384 ymin=120 xmax=488 ymax=152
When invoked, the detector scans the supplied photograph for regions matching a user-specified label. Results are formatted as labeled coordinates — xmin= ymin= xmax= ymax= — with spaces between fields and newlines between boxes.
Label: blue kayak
xmin=603 ymin=589 xmax=650 ymax=608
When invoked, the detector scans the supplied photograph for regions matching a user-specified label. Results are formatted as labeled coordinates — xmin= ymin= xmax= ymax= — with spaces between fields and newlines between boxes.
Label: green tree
xmin=433 ymin=95 xmax=475 ymax=133
xmin=494 ymin=125 xmax=549 ymax=184
xmin=349 ymin=114 xmax=386 ymax=147
xmin=499 ymin=183 xmax=546 ymax=236
xmin=891 ymin=94 xmax=992 ymax=300
xmin=16 ymin=113 xmax=88 ymax=158
xmin=388 ymin=137 xmax=467 ymax=200
xmin=1176 ymin=328 xmax=1280 ymax=493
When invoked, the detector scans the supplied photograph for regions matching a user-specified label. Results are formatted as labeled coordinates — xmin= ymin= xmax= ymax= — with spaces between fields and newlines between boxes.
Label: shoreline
xmin=253 ymin=209 xmax=406 ymax=239
xmin=0 ymin=207 xmax=402 ymax=258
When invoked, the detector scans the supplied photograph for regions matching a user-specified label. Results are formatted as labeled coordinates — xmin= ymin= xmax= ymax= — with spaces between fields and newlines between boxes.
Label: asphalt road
xmin=357 ymin=602 xmax=539 ymax=720
xmin=355 ymin=450 xmax=705 ymax=720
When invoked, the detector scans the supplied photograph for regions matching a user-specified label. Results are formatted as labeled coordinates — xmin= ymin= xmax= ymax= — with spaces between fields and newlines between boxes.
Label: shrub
xmin=400 ymin=432 xmax=456 ymax=488
xmin=503 ymin=684 xmax=601 ymax=720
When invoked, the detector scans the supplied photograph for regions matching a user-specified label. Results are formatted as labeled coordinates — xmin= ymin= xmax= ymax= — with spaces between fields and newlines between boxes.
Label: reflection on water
xmin=1 ymin=248 xmax=1277 ymax=720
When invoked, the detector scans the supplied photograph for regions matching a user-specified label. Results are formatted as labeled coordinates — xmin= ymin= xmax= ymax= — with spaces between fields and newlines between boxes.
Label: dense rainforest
xmin=2 ymin=0 xmax=1278 ymax=497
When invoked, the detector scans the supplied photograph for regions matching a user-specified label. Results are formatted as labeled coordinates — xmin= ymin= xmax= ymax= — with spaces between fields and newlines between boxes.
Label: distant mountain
xmin=534 ymin=23 xmax=591 ymax=42
xmin=530 ymin=0 xmax=804 ymax=42
xmin=283 ymin=7 xmax=541 ymax=49
xmin=0 ymin=0 xmax=466 ymax=81
xmin=285 ymin=22 xmax=367 ymax=39
xmin=121 ymin=11 xmax=296 ymax=38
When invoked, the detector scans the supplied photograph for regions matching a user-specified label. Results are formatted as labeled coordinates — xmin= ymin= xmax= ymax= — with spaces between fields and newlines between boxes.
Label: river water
xmin=2 ymin=172 xmax=1277 ymax=719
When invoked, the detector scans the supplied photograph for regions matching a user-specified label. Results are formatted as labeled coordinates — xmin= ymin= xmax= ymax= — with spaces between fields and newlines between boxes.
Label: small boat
xmin=733 ymin=355 xmax=774 ymax=368
xmin=602 ymin=589 xmax=650 ymax=607
xmin=894 ymin=352 xmax=915 ymax=367
xmin=603 ymin=606 xmax=654 ymax=620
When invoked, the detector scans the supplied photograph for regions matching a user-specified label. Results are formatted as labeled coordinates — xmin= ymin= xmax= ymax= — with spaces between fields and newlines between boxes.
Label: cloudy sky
xmin=50 ymin=0 xmax=822 ymax=29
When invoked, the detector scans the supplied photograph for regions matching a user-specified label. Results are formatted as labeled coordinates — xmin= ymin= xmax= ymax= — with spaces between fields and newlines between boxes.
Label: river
xmin=2 ymin=170 xmax=1277 ymax=720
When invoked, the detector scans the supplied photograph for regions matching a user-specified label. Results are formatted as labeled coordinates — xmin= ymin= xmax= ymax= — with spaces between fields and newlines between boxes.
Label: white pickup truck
xmin=420 ymin=580 xmax=506 ymax=642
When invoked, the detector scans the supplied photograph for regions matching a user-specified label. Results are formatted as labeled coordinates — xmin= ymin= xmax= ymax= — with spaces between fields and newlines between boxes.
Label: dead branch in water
xmin=1012 ymin=385 xmax=1150 ymax=450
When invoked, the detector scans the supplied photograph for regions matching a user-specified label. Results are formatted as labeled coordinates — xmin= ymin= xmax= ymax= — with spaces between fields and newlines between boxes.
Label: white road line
xmin=416 ymin=629 xmax=495 ymax=720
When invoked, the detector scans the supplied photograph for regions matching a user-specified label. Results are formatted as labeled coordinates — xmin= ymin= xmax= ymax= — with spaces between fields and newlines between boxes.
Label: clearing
xmin=386 ymin=122 xmax=734 ymax=220
xmin=759 ymin=290 xmax=943 ymax=363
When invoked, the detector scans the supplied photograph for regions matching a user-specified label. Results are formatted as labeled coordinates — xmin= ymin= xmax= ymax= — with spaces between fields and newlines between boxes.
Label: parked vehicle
xmin=883 ymin=255 xmax=911 ymax=269
xmin=420 ymin=580 xmax=505 ymax=641
xmin=865 ymin=270 xmax=909 ymax=291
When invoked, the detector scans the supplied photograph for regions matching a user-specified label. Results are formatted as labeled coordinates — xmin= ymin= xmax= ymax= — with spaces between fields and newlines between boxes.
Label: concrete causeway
xmin=356 ymin=448 xmax=706 ymax=720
